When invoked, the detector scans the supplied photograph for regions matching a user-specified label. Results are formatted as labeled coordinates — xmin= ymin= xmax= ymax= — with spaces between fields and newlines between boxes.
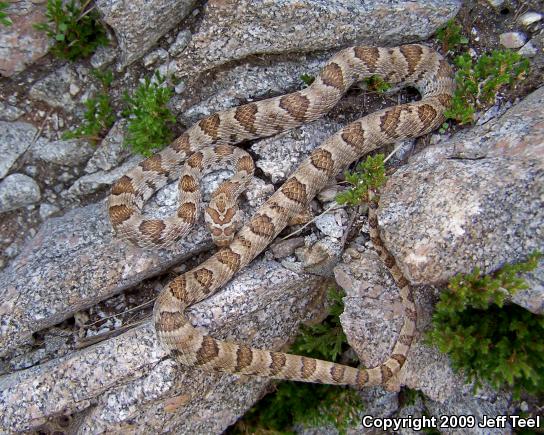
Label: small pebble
xmin=518 ymin=11 xmax=542 ymax=28
xmin=69 ymin=83 xmax=80 ymax=96
xmin=499 ymin=31 xmax=527 ymax=49
xmin=486 ymin=0 xmax=504 ymax=6
xmin=169 ymin=30 xmax=191 ymax=57
xmin=143 ymin=48 xmax=169 ymax=68
xmin=39 ymin=203 xmax=60 ymax=220
xmin=518 ymin=41 xmax=537 ymax=58
xmin=174 ymin=82 xmax=186 ymax=94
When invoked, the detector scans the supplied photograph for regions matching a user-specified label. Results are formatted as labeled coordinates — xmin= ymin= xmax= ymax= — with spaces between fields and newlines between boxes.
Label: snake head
xmin=205 ymin=192 xmax=243 ymax=247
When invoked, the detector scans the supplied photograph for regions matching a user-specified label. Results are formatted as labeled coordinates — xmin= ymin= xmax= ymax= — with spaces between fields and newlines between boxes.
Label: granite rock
xmin=0 ymin=121 xmax=36 ymax=180
xmin=0 ymin=173 xmax=41 ymax=213
xmin=176 ymin=0 xmax=461 ymax=78
xmin=95 ymin=0 xmax=197 ymax=67
xmin=0 ymin=1 xmax=51 ymax=77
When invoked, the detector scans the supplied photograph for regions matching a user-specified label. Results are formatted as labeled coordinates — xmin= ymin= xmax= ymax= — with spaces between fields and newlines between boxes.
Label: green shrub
xmin=335 ymin=153 xmax=386 ymax=206
xmin=0 ymin=2 xmax=12 ymax=26
xmin=435 ymin=19 xmax=468 ymax=53
xmin=34 ymin=0 xmax=108 ymax=61
xmin=445 ymin=50 xmax=530 ymax=125
xmin=123 ymin=73 xmax=176 ymax=157
xmin=229 ymin=288 xmax=363 ymax=435
xmin=427 ymin=252 xmax=543 ymax=398
xmin=63 ymin=69 xmax=115 ymax=142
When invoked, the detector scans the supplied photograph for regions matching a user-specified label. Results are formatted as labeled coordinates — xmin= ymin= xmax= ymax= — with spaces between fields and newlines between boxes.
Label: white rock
xmin=518 ymin=11 xmax=542 ymax=28
xmin=0 ymin=121 xmax=36 ymax=179
xmin=314 ymin=208 xmax=348 ymax=239
xmin=39 ymin=203 xmax=60 ymax=220
xmin=0 ymin=103 xmax=25 ymax=122
xmin=0 ymin=173 xmax=41 ymax=213
xmin=168 ymin=30 xmax=191 ymax=57
xmin=499 ymin=31 xmax=527 ymax=49
xmin=90 ymin=45 xmax=117 ymax=69
xmin=29 ymin=138 xmax=95 ymax=166
xmin=69 ymin=83 xmax=80 ymax=96
xmin=518 ymin=41 xmax=537 ymax=58
xmin=174 ymin=82 xmax=186 ymax=94
xmin=143 ymin=48 xmax=169 ymax=67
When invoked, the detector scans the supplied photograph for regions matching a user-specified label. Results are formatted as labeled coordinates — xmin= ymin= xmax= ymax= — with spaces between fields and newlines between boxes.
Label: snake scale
xmin=108 ymin=44 xmax=454 ymax=387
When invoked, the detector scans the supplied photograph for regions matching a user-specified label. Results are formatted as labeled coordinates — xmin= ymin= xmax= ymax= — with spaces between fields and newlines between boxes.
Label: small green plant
xmin=363 ymin=75 xmax=392 ymax=94
xmin=335 ymin=153 xmax=386 ymax=206
xmin=63 ymin=94 xmax=114 ymax=142
xmin=291 ymin=287 xmax=348 ymax=361
xmin=34 ymin=0 xmax=108 ymax=61
xmin=400 ymin=387 xmax=426 ymax=407
xmin=0 ymin=2 xmax=12 ymax=26
xmin=435 ymin=19 xmax=468 ymax=53
xmin=428 ymin=252 xmax=543 ymax=399
xmin=63 ymin=69 xmax=115 ymax=142
xmin=92 ymin=68 xmax=114 ymax=88
xmin=300 ymin=73 xmax=315 ymax=87
xmin=229 ymin=288 xmax=363 ymax=435
xmin=445 ymin=50 xmax=530 ymax=124
xmin=123 ymin=73 xmax=176 ymax=157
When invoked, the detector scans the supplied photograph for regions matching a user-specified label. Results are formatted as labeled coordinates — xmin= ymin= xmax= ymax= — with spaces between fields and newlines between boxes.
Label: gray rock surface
xmin=29 ymin=137 xmax=95 ymax=166
xmin=380 ymin=157 xmax=542 ymax=285
xmin=175 ymin=0 xmax=461 ymax=78
xmin=0 ymin=121 xmax=36 ymax=180
xmin=69 ymin=155 xmax=142 ymax=197
xmin=513 ymin=258 xmax=544 ymax=314
xmin=168 ymin=29 xmax=191 ymax=57
xmin=252 ymin=120 xmax=346 ymax=184
xmin=28 ymin=65 xmax=86 ymax=112
xmin=0 ymin=1 xmax=51 ymax=77
xmin=0 ymin=173 xmax=41 ymax=213
xmin=0 ymin=103 xmax=25 ymax=122
xmin=0 ymin=260 xmax=325 ymax=433
xmin=379 ymin=87 xmax=544 ymax=286
xmin=90 ymin=44 xmax=118 ymax=70
xmin=335 ymin=248 xmax=408 ymax=372
xmin=95 ymin=0 xmax=197 ymax=67
xmin=84 ymin=120 xmax=130 ymax=174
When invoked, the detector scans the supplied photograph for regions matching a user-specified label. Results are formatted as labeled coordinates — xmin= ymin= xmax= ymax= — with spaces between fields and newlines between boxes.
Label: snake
xmin=108 ymin=44 xmax=454 ymax=387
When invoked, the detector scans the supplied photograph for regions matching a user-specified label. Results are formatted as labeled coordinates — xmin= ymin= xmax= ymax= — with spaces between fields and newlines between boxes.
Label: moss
xmin=363 ymin=75 xmax=391 ymax=94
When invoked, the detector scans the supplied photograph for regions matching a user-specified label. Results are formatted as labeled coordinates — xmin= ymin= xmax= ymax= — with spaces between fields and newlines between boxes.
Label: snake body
xmin=109 ymin=45 xmax=454 ymax=387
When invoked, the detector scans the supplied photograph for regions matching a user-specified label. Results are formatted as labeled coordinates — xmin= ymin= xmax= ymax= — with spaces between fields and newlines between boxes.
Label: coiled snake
xmin=108 ymin=44 xmax=454 ymax=387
